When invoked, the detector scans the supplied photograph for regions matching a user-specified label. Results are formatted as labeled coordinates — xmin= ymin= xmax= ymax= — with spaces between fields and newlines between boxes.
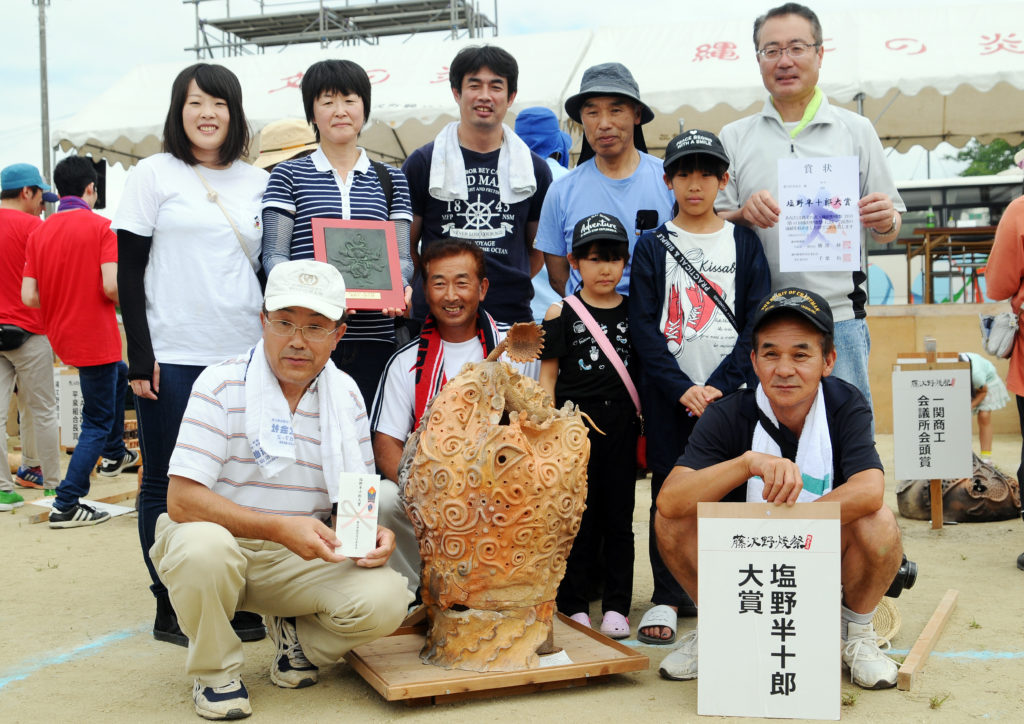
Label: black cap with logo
xmin=752 ymin=287 xmax=835 ymax=338
xmin=663 ymin=129 xmax=730 ymax=170
xmin=571 ymin=212 xmax=629 ymax=252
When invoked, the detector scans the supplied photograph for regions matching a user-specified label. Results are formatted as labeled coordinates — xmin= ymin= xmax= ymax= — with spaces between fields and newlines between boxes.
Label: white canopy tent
xmin=55 ymin=4 xmax=1024 ymax=168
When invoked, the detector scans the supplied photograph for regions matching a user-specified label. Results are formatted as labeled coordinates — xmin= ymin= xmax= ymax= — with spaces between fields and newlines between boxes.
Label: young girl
xmin=539 ymin=212 xmax=638 ymax=640
xmin=963 ymin=352 xmax=1011 ymax=462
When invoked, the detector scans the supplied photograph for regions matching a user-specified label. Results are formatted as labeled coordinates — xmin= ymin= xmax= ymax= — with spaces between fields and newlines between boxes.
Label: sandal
xmin=600 ymin=611 xmax=630 ymax=639
xmin=637 ymin=604 xmax=677 ymax=645
xmin=569 ymin=612 xmax=591 ymax=628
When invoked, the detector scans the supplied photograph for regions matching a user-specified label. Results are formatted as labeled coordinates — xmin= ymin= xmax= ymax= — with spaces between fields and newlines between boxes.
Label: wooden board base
xmin=344 ymin=612 xmax=648 ymax=705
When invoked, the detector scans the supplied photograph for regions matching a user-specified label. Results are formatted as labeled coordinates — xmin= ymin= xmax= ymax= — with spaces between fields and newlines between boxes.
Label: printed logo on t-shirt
xmin=439 ymin=166 xmax=515 ymax=256
xmin=659 ymin=225 xmax=738 ymax=384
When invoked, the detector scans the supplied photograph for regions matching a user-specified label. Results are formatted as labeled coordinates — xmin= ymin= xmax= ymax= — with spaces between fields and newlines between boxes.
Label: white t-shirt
xmin=114 ymin=153 xmax=268 ymax=366
xmin=659 ymin=220 xmax=739 ymax=385
xmin=370 ymin=331 xmax=540 ymax=443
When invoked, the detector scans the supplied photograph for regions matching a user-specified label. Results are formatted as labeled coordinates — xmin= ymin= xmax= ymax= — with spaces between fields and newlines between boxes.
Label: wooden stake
xmin=897 ymin=588 xmax=959 ymax=690
xmin=929 ymin=478 xmax=943 ymax=529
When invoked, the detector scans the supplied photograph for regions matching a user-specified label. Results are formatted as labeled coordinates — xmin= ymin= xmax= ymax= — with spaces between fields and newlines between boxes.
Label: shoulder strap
xmin=192 ymin=166 xmax=260 ymax=273
xmin=370 ymin=160 xmax=393 ymax=215
xmin=563 ymin=295 xmax=641 ymax=416
xmin=653 ymin=228 xmax=740 ymax=332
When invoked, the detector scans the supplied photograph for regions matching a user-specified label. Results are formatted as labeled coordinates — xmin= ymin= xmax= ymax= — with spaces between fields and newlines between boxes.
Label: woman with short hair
xmin=261 ymin=59 xmax=414 ymax=408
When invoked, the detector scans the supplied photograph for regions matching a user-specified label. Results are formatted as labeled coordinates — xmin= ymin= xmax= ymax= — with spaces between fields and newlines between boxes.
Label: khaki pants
xmin=150 ymin=513 xmax=411 ymax=686
xmin=0 ymin=334 xmax=60 ymax=489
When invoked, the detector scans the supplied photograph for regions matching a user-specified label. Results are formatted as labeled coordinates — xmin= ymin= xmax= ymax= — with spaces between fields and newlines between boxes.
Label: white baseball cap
xmin=264 ymin=260 xmax=347 ymax=321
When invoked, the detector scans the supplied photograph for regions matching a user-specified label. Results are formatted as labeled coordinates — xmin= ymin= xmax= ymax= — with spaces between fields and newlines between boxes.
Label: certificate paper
xmin=778 ymin=156 xmax=860 ymax=272
xmin=335 ymin=472 xmax=380 ymax=558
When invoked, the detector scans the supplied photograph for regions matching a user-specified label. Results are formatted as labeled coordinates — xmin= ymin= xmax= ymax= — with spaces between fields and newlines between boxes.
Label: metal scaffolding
xmin=184 ymin=0 xmax=498 ymax=58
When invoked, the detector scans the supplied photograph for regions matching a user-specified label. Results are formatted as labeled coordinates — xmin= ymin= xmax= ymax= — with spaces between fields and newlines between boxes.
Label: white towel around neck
xmin=746 ymin=383 xmax=833 ymax=503
xmin=428 ymin=121 xmax=537 ymax=204
xmin=244 ymin=340 xmax=366 ymax=502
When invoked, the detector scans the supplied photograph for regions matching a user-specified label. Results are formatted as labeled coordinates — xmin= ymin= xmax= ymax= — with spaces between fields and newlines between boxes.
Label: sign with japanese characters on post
xmin=891 ymin=362 xmax=971 ymax=481
xmin=698 ymin=502 xmax=840 ymax=720
xmin=55 ymin=367 xmax=82 ymax=448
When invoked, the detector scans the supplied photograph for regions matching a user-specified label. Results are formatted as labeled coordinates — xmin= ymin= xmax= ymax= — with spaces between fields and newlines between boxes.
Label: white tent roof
xmin=55 ymin=4 xmax=1024 ymax=168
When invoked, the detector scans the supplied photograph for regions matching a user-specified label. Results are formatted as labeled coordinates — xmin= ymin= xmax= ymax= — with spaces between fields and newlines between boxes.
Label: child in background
xmin=540 ymin=213 xmax=638 ymax=640
xmin=629 ymin=129 xmax=770 ymax=645
xmin=962 ymin=352 xmax=1011 ymax=462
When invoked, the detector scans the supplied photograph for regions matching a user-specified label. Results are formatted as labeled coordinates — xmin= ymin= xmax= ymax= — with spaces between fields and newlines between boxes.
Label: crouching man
xmin=151 ymin=260 xmax=411 ymax=720
xmin=654 ymin=287 xmax=902 ymax=689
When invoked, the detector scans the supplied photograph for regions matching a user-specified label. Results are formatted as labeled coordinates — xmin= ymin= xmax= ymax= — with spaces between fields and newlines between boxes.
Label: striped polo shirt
xmin=263 ymin=147 xmax=413 ymax=342
xmin=167 ymin=348 xmax=374 ymax=520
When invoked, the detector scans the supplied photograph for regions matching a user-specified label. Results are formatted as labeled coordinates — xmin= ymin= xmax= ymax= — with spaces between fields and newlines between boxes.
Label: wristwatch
xmin=871 ymin=212 xmax=898 ymax=236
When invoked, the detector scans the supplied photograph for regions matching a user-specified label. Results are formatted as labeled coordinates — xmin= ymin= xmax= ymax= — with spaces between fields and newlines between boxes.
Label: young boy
xmin=539 ymin=213 xmax=638 ymax=640
xmin=629 ymin=129 xmax=770 ymax=645
xmin=22 ymin=156 xmax=136 ymax=528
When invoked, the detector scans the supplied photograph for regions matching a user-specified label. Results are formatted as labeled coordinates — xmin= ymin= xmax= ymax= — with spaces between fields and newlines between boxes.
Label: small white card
xmin=335 ymin=472 xmax=380 ymax=558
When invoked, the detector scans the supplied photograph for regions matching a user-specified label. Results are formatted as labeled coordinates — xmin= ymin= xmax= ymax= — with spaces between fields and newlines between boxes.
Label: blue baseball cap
xmin=1 ymin=163 xmax=59 ymax=202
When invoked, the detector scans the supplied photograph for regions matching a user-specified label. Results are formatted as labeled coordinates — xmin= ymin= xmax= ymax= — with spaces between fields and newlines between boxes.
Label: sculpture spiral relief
xmin=399 ymin=353 xmax=589 ymax=672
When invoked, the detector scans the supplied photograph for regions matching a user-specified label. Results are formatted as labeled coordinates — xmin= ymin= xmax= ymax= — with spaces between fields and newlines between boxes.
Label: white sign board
xmin=891 ymin=364 xmax=972 ymax=481
xmin=778 ymin=156 xmax=860 ymax=273
xmin=698 ymin=502 xmax=841 ymax=721
xmin=56 ymin=367 xmax=82 ymax=448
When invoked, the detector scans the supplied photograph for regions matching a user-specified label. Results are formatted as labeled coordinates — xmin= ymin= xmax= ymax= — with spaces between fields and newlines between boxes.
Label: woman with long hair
xmin=114 ymin=63 xmax=268 ymax=646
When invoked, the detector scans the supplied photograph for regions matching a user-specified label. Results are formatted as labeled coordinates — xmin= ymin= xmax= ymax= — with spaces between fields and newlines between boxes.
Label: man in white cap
xmin=150 ymin=260 xmax=410 ymax=720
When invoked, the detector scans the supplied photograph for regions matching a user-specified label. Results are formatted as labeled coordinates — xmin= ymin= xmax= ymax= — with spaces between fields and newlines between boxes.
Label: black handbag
xmin=0 ymin=324 xmax=32 ymax=352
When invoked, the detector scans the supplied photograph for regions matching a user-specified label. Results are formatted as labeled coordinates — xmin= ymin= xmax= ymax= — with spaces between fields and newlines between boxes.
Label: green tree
xmin=947 ymin=139 xmax=1024 ymax=176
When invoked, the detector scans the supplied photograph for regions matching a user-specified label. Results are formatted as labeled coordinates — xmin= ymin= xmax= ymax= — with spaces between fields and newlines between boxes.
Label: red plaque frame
xmin=311 ymin=218 xmax=404 ymax=311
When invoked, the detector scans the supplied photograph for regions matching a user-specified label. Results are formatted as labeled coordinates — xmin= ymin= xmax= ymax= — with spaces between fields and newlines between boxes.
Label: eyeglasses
xmin=756 ymin=43 xmax=820 ymax=62
xmin=264 ymin=318 xmax=336 ymax=342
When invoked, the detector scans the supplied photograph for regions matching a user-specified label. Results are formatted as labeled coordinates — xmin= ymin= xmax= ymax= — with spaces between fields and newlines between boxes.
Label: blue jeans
xmin=54 ymin=362 xmax=128 ymax=511
xmin=135 ymin=363 xmax=205 ymax=596
xmin=832 ymin=318 xmax=873 ymax=416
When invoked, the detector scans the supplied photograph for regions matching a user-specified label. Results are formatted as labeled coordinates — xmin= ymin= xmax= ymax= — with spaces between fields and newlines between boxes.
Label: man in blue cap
xmin=0 ymin=163 xmax=61 ymax=510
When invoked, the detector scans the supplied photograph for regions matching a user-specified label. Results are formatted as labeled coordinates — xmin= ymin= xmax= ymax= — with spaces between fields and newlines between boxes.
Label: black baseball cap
xmin=663 ymin=129 xmax=730 ymax=170
xmin=571 ymin=212 xmax=629 ymax=252
xmin=752 ymin=287 xmax=834 ymax=338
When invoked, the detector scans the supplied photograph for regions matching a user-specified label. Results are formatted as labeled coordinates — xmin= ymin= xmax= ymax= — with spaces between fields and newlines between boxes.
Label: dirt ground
xmin=2 ymin=434 xmax=1023 ymax=723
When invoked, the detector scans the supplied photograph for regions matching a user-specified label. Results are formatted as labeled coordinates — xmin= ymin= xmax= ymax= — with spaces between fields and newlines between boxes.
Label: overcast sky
xmin=1 ymin=0 xmax=975 ymax=207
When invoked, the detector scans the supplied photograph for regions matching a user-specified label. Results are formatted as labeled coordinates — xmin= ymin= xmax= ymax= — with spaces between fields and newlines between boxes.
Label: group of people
xmin=13 ymin=1 xmax=1016 ymax=719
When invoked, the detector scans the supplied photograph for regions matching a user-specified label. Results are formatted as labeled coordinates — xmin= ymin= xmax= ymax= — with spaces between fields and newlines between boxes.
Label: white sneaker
xmin=192 ymin=678 xmax=251 ymax=720
xmin=266 ymin=615 xmax=318 ymax=689
xmin=658 ymin=629 xmax=698 ymax=680
xmin=842 ymin=621 xmax=898 ymax=689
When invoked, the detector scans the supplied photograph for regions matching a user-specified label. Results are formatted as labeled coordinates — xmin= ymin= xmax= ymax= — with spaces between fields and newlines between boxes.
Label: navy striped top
xmin=262 ymin=147 xmax=413 ymax=342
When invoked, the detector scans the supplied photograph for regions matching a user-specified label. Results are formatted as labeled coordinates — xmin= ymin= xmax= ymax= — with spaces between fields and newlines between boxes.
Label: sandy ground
xmin=2 ymin=434 xmax=1023 ymax=723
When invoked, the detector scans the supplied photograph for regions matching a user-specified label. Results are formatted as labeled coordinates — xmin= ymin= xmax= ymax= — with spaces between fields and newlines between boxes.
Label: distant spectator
xmin=0 ymin=163 xmax=60 ymax=511
xmin=22 ymin=155 xmax=134 ymax=527
xmin=515 ymin=106 xmax=572 ymax=321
